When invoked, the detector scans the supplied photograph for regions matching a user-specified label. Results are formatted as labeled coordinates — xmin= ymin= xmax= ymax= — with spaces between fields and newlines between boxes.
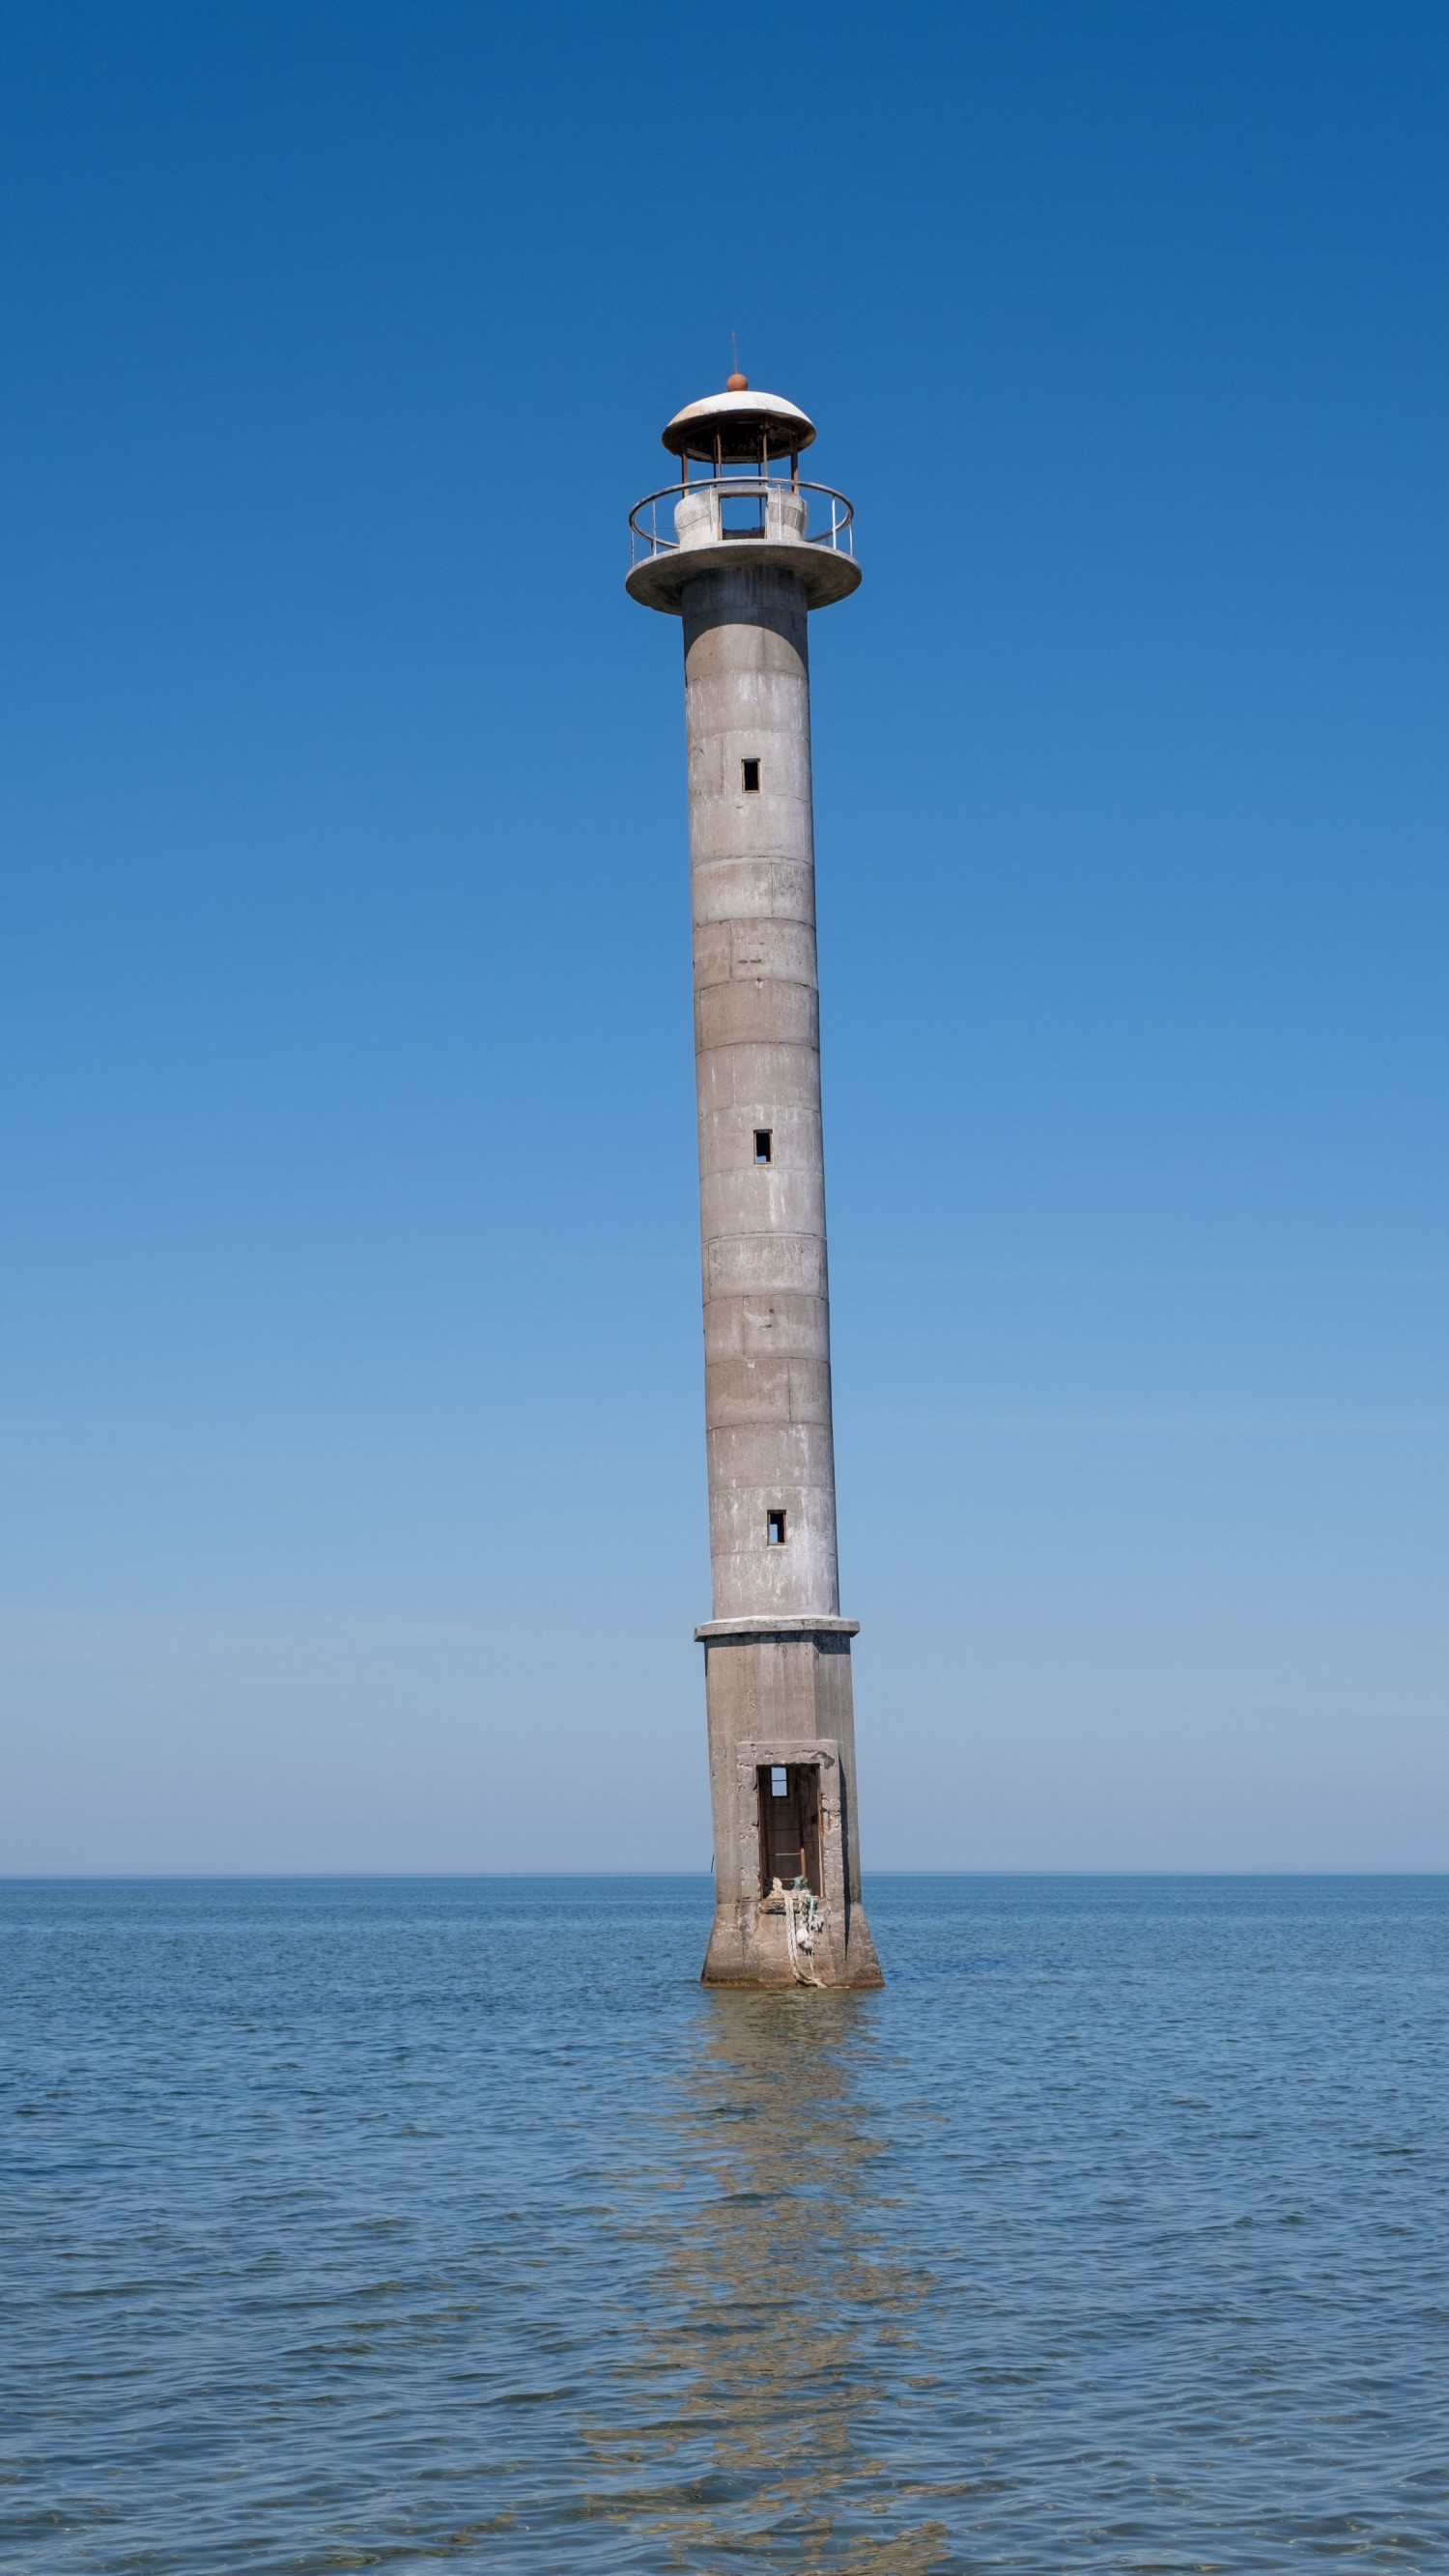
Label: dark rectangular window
xmin=767 ymin=1508 xmax=786 ymax=1547
xmin=741 ymin=757 xmax=760 ymax=793
xmin=721 ymin=495 xmax=765 ymax=538
xmin=753 ymin=1128 xmax=772 ymax=1164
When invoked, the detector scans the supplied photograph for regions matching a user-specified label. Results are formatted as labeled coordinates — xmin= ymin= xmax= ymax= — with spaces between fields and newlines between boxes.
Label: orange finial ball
xmin=725 ymin=371 xmax=749 ymax=391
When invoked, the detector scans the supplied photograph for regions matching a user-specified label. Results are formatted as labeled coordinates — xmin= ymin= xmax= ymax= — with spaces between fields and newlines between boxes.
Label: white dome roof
xmin=662 ymin=387 xmax=816 ymax=463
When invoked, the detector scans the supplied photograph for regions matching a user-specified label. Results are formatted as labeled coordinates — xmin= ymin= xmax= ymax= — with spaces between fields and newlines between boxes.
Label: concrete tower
xmin=628 ymin=378 xmax=882 ymax=1990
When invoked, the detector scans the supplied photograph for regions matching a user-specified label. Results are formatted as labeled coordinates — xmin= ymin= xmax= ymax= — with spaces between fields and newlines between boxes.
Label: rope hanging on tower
xmin=780 ymin=1879 xmax=827 ymax=1988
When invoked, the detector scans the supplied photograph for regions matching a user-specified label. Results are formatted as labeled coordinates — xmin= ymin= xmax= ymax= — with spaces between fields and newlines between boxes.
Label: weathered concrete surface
xmin=626 ymin=526 xmax=860 ymax=614
xmin=696 ymin=1638 xmax=883 ymax=1990
xmin=686 ymin=567 xmax=838 ymax=1622
xmin=678 ymin=560 xmax=881 ymax=1990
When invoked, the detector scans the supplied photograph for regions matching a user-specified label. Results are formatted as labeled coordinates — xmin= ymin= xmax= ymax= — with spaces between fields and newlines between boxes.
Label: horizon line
xmin=3 ymin=1866 xmax=1447 ymax=1884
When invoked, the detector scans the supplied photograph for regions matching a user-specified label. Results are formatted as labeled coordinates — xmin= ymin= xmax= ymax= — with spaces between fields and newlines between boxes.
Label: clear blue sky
xmin=2 ymin=1 xmax=1445 ymax=1873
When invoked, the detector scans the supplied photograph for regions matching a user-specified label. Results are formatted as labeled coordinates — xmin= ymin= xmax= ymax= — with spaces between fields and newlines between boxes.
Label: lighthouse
xmin=628 ymin=377 xmax=882 ymax=1989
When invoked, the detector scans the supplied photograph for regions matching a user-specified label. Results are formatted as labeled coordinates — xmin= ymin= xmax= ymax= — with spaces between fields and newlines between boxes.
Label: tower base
xmin=696 ymin=1620 xmax=884 ymax=1990
xmin=701 ymin=1894 xmax=885 ymax=1990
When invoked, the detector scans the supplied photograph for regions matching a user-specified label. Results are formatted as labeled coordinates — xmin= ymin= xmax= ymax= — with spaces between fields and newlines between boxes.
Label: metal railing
xmin=629 ymin=477 xmax=855 ymax=569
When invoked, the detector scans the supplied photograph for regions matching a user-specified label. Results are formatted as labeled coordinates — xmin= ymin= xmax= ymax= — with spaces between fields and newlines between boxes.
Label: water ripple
xmin=2 ymin=1876 xmax=1446 ymax=2569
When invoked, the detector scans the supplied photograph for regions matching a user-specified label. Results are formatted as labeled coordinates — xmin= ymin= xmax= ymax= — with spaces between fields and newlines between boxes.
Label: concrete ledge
xmin=626 ymin=540 xmax=862 ymax=614
xmin=695 ymin=1614 xmax=860 ymax=1640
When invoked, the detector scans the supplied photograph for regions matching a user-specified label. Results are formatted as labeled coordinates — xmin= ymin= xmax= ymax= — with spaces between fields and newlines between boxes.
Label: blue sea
xmin=3 ymin=1876 xmax=1447 ymax=2571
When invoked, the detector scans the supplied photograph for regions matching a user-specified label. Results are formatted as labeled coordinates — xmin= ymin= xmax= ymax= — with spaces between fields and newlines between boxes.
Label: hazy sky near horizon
xmin=2 ymin=0 xmax=1446 ymax=1874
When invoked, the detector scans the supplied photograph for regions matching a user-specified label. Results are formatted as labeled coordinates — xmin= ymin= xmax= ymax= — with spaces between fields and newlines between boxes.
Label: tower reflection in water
xmin=587 ymin=1994 xmax=948 ymax=2572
